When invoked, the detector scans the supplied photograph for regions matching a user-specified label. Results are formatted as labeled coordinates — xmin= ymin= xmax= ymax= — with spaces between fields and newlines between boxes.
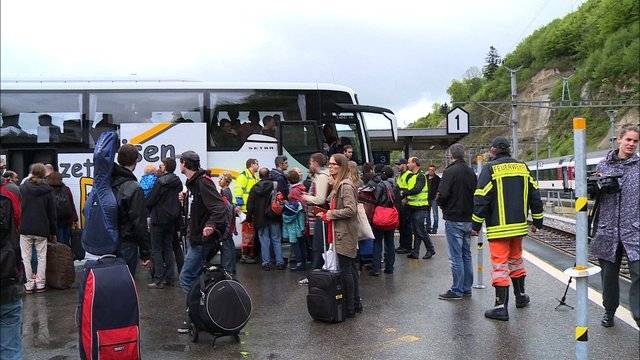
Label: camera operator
xmin=590 ymin=124 xmax=639 ymax=328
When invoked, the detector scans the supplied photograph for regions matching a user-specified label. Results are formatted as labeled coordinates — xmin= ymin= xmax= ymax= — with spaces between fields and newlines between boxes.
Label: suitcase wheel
xmin=189 ymin=322 xmax=199 ymax=343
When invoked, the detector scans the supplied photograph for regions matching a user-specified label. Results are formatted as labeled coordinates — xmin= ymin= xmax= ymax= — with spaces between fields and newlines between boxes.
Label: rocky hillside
xmin=424 ymin=0 xmax=639 ymax=163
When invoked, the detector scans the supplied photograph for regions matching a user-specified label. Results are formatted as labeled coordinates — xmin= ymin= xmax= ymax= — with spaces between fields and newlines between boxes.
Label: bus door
xmin=328 ymin=104 xmax=398 ymax=164
xmin=6 ymin=148 xmax=57 ymax=180
xmin=278 ymin=120 xmax=322 ymax=169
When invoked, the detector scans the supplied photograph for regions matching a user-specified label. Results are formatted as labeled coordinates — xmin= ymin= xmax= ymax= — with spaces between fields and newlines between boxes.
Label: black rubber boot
xmin=601 ymin=312 xmax=615 ymax=328
xmin=485 ymin=286 xmax=510 ymax=321
xmin=512 ymin=276 xmax=530 ymax=308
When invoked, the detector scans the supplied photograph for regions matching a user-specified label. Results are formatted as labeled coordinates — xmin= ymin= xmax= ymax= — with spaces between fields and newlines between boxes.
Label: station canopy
xmin=368 ymin=127 xmax=467 ymax=154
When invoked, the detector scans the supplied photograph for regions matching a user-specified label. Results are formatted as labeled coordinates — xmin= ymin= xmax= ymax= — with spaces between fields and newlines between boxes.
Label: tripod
xmin=555 ymin=263 xmax=576 ymax=310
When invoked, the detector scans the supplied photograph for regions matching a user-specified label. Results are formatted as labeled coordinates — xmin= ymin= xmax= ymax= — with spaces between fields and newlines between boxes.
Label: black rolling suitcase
xmin=186 ymin=264 xmax=252 ymax=347
xmin=306 ymin=222 xmax=345 ymax=323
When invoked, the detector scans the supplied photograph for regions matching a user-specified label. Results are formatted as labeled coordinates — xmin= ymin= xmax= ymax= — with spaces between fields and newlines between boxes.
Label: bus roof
xmin=0 ymin=80 xmax=355 ymax=94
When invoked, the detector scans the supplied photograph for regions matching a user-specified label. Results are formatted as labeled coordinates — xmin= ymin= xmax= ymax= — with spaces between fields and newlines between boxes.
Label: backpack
xmin=265 ymin=184 xmax=284 ymax=218
xmin=221 ymin=197 xmax=236 ymax=240
xmin=54 ymin=187 xmax=73 ymax=223
xmin=1 ymin=181 xmax=23 ymax=290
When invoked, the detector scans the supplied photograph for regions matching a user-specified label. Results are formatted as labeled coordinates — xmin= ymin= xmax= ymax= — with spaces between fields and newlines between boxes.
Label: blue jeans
xmin=445 ymin=221 xmax=474 ymax=295
xmin=150 ymin=223 xmax=178 ymax=284
xmin=430 ymin=205 xmax=439 ymax=232
xmin=0 ymin=298 xmax=22 ymax=360
xmin=291 ymin=237 xmax=306 ymax=268
xmin=56 ymin=224 xmax=71 ymax=247
xmin=410 ymin=208 xmax=434 ymax=256
xmin=117 ymin=241 xmax=139 ymax=276
xmin=221 ymin=235 xmax=236 ymax=274
xmin=373 ymin=228 xmax=395 ymax=273
xmin=179 ymin=242 xmax=213 ymax=293
xmin=258 ymin=223 xmax=284 ymax=266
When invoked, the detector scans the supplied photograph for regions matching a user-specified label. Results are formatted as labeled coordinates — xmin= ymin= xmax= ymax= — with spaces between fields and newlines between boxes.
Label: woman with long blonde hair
xmin=347 ymin=160 xmax=363 ymax=188
xmin=317 ymin=154 xmax=362 ymax=317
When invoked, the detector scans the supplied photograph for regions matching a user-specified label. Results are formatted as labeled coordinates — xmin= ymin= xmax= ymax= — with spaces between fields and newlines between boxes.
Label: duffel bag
xmin=46 ymin=241 xmax=75 ymax=289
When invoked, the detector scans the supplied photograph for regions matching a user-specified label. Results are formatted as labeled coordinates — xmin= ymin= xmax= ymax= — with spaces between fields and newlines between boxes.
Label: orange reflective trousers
xmin=488 ymin=236 xmax=527 ymax=287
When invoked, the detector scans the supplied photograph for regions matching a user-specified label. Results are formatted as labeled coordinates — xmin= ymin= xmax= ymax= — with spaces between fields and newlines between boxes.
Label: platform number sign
xmin=446 ymin=107 xmax=470 ymax=134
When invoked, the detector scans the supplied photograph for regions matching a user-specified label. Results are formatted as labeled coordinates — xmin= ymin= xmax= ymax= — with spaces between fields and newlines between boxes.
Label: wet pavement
xmin=22 ymin=232 xmax=639 ymax=360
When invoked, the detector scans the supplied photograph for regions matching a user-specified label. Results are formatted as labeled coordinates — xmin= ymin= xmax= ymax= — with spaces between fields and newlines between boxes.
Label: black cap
xmin=490 ymin=136 xmax=511 ymax=149
xmin=180 ymin=150 xmax=200 ymax=163
xmin=395 ymin=159 xmax=408 ymax=165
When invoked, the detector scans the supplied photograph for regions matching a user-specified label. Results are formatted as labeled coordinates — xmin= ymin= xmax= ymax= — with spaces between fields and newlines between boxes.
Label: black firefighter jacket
xmin=472 ymin=153 xmax=544 ymax=240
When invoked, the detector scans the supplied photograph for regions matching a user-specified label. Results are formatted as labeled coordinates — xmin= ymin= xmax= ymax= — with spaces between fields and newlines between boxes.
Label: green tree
xmin=482 ymin=46 xmax=501 ymax=80
xmin=407 ymin=103 xmax=445 ymax=128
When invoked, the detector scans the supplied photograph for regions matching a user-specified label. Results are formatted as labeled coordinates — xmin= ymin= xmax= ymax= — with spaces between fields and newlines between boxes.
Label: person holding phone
xmin=302 ymin=153 xmax=331 ymax=272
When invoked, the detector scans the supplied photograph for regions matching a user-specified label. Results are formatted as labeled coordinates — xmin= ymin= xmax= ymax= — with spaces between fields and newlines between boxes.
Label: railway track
xmin=527 ymin=222 xmax=631 ymax=280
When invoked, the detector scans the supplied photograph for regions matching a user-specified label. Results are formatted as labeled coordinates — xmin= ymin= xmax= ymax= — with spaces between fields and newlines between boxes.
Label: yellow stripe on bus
xmin=129 ymin=122 xmax=175 ymax=145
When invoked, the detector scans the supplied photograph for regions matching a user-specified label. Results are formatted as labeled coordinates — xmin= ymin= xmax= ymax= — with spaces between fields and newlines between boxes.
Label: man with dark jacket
xmin=1 ymin=179 xmax=24 ymax=360
xmin=178 ymin=151 xmax=228 ymax=295
xmin=247 ymin=167 xmax=285 ymax=271
xmin=270 ymin=155 xmax=289 ymax=198
xmin=112 ymin=144 xmax=150 ymax=275
xmin=436 ymin=144 xmax=477 ymax=300
xmin=19 ymin=163 xmax=56 ymax=293
xmin=427 ymin=164 xmax=441 ymax=234
xmin=146 ymin=157 xmax=182 ymax=289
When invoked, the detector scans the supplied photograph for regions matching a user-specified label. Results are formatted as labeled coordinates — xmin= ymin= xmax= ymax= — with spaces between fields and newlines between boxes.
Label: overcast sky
xmin=1 ymin=0 xmax=584 ymax=127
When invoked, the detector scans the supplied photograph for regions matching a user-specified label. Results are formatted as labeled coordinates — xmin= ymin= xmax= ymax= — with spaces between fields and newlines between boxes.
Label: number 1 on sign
xmin=455 ymin=114 xmax=460 ymax=130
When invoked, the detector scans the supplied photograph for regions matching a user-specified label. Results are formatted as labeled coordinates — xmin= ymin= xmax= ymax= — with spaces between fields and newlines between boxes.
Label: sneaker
xmin=147 ymin=282 xmax=165 ymax=289
xmin=422 ymin=251 xmax=435 ymax=259
xmin=407 ymin=254 xmax=419 ymax=259
xmin=24 ymin=284 xmax=34 ymax=294
xmin=36 ymin=286 xmax=47 ymax=293
xmin=177 ymin=321 xmax=190 ymax=334
xmin=463 ymin=291 xmax=472 ymax=297
xmin=276 ymin=263 xmax=286 ymax=270
xmin=438 ymin=290 xmax=463 ymax=300
xmin=261 ymin=264 xmax=271 ymax=271
xmin=395 ymin=247 xmax=409 ymax=254
xmin=298 ymin=278 xmax=309 ymax=285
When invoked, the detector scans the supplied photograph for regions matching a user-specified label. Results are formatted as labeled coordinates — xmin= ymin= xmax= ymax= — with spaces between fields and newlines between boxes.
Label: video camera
xmin=587 ymin=172 xmax=622 ymax=198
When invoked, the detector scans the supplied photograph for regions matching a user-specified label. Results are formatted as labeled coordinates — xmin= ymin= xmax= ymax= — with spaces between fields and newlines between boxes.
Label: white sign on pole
xmin=446 ymin=107 xmax=470 ymax=134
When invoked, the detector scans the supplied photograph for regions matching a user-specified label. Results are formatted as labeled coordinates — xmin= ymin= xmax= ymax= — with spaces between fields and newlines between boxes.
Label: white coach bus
xmin=0 ymin=80 xmax=398 ymax=229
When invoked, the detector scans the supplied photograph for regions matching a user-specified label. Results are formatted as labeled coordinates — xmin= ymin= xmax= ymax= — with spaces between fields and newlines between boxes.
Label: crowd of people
xmin=1 ymin=125 xmax=639 ymax=359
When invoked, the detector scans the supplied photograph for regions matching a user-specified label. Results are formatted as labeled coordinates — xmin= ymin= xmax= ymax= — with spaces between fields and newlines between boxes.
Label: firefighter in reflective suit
xmin=471 ymin=137 xmax=544 ymax=321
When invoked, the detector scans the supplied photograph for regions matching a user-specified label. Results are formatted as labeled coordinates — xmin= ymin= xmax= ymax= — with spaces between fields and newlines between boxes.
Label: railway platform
xmin=22 ymin=217 xmax=639 ymax=360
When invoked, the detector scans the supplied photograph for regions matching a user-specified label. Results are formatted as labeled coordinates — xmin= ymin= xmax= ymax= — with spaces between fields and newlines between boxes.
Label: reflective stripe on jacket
xmin=233 ymin=169 xmax=257 ymax=212
xmin=472 ymin=154 xmax=543 ymax=240
xmin=406 ymin=171 xmax=429 ymax=207
xmin=395 ymin=171 xmax=412 ymax=190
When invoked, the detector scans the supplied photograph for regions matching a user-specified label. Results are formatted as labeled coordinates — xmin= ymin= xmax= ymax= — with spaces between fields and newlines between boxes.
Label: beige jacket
xmin=326 ymin=178 xmax=359 ymax=258
xmin=302 ymin=167 xmax=330 ymax=216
